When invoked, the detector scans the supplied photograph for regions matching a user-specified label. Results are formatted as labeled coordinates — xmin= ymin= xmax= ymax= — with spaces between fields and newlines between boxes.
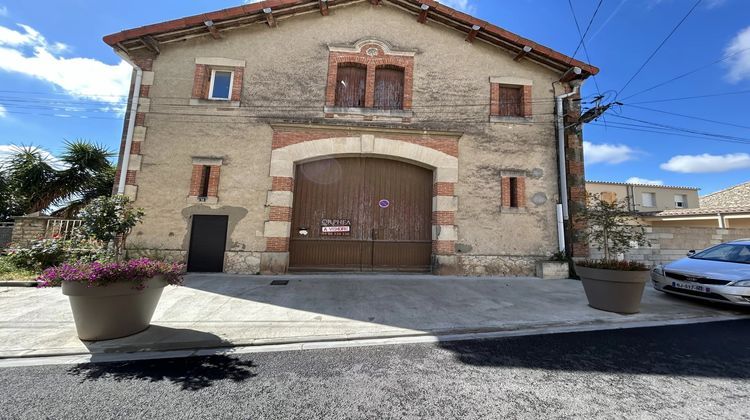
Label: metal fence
xmin=0 ymin=222 xmax=13 ymax=249
xmin=45 ymin=219 xmax=83 ymax=240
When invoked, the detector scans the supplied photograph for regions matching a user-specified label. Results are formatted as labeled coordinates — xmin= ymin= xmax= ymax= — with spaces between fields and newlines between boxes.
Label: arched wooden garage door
xmin=289 ymin=157 xmax=432 ymax=272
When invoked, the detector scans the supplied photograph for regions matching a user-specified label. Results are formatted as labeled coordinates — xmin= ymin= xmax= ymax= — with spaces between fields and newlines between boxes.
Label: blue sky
xmin=0 ymin=0 xmax=748 ymax=195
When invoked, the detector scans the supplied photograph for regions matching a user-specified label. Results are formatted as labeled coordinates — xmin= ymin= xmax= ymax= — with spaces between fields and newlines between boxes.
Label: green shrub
xmin=6 ymin=237 xmax=113 ymax=271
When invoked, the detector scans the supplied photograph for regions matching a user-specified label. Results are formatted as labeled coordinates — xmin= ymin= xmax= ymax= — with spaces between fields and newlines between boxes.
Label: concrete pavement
xmin=1 ymin=274 xmax=747 ymax=360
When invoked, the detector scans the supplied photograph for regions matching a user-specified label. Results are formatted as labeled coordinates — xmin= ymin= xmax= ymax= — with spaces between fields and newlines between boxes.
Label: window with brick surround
xmin=501 ymin=176 xmax=526 ymax=209
xmin=189 ymin=158 xmax=223 ymax=202
xmin=192 ymin=58 xmax=245 ymax=104
xmin=490 ymin=77 xmax=533 ymax=119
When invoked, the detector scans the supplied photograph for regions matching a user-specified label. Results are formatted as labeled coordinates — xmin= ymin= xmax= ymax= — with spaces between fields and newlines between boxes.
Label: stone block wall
xmin=10 ymin=217 xmax=52 ymax=247
xmin=590 ymin=226 xmax=750 ymax=267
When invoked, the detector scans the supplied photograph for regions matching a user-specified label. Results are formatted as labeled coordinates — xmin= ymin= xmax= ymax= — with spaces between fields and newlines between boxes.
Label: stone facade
xmin=590 ymin=226 xmax=750 ymax=267
xmin=106 ymin=1 xmax=593 ymax=276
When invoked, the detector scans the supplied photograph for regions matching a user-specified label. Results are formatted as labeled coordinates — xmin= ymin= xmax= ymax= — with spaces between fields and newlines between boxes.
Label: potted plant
xmin=574 ymin=194 xmax=650 ymax=314
xmin=535 ymin=251 xmax=570 ymax=279
xmin=38 ymin=258 xmax=183 ymax=341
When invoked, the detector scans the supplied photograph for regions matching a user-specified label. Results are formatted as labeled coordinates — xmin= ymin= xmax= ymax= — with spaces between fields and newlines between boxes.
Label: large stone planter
xmin=62 ymin=276 xmax=167 ymax=341
xmin=574 ymin=265 xmax=650 ymax=314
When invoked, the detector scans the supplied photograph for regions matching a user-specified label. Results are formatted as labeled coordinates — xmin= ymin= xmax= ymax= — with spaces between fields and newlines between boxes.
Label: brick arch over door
xmin=262 ymin=133 xmax=459 ymax=273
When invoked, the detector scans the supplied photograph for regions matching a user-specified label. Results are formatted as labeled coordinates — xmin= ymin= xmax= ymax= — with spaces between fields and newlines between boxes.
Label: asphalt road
xmin=1 ymin=320 xmax=749 ymax=420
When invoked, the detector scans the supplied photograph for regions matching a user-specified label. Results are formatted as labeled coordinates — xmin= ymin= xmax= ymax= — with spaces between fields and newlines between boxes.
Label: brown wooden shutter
xmin=498 ymin=86 xmax=522 ymax=117
xmin=334 ymin=64 xmax=366 ymax=108
xmin=373 ymin=66 xmax=405 ymax=110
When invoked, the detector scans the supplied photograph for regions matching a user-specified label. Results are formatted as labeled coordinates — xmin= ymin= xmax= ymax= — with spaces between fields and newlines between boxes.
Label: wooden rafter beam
xmin=263 ymin=8 xmax=277 ymax=28
xmin=417 ymin=4 xmax=430 ymax=24
xmin=319 ymin=0 xmax=329 ymax=16
xmin=465 ymin=25 xmax=481 ymax=43
xmin=513 ymin=45 xmax=532 ymax=62
xmin=140 ymin=36 xmax=160 ymax=54
xmin=204 ymin=20 xmax=222 ymax=39
xmin=560 ymin=66 xmax=583 ymax=82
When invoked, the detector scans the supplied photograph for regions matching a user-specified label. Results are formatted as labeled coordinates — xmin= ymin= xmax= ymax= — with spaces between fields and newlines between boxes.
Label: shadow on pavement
xmin=439 ymin=319 xmax=750 ymax=380
xmin=68 ymin=326 xmax=257 ymax=391
xmin=67 ymin=355 xmax=257 ymax=391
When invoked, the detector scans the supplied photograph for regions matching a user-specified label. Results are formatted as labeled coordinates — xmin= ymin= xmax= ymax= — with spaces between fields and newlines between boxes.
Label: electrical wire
xmin=569 ymin=0 xmax=605 ymax=61
xmin=616 ymin=0 xmax=702 ymax=98
xmin=567 ymin=0 xmax=602 ymax=95
xmin=621 ymin=103 xmax=750 ymax=130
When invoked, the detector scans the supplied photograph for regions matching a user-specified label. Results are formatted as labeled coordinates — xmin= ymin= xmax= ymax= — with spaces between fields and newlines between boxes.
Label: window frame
xmin=497 ymin=85 xmax=523 ymax=118
xmin=641 ymin=192 xmax=657 ymax=208
xmin=208 ymin=69 xmax=235 ymax=101
xmin=674 ymin=194 xmax=687 ymax=208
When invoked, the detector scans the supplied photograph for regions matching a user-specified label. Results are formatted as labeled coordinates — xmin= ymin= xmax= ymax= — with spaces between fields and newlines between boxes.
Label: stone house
xmin=103 ymin=0 xmax=597 ymax=275
xmin=586 ymin=181 xmax=700 ymax=212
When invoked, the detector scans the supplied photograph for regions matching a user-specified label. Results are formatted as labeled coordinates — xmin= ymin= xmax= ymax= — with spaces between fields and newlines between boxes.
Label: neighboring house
xmin=586 ymin=181 xmax=700 ymax=212
xmin=104 ymin=0 xmax=597 ymax=275
xmin=700 ymin=180 xmax=750 ymax=208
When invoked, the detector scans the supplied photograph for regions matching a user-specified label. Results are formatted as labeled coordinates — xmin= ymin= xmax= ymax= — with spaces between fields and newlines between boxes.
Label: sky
xmin=0 ymin=0 xmax=748 ymax=196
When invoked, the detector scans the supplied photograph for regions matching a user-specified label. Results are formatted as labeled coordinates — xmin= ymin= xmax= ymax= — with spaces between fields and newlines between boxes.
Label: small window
xmin=335 ymin=64 xmax=366 ymax=108
xmin=642 ymin=192 xmax=656 ymax=208
xmin=674 ymin=194 xmax=687 ymax=208
xmin=209 ymin=70 xmax=233 ymax=100
xmin=374 ymin=66 xmax=405 ymax=110
xmin=509 ymin=177 xmax=519 ymax=208
xmin=498 ymin=86 xmax=523 ymax=117
xmin=198 ymin=166 xmax=211 ymax=198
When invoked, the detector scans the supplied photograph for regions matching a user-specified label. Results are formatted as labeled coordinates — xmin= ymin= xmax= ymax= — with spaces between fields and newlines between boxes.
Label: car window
xmin=693 ymin=244 xmax=750 ymax=264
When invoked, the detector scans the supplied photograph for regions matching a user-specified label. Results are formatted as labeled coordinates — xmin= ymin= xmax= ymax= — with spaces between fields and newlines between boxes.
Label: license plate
xmin=672 ymin=281 xmax=710 ymax=293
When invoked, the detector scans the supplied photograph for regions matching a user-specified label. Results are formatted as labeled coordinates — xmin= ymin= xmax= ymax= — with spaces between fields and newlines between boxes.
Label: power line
xmin=616 ymin=0 xmax=702 ymax=98
xmin=588 ymin=121 xmax=750 ymax=145
xmin=621 ymin=103 xmax=750 ymax=130
xmin=628 ymin=89 xmax=750 ymax=104
xmin=607 ymin=113 xmax=750 ymax=143
xmin=567 ymin=0 xmax=602 ymax=94
xmin=621 ymin=46 xmax=750 ymax=101
xmin=570 ymin=0 xmax=605 ymax=60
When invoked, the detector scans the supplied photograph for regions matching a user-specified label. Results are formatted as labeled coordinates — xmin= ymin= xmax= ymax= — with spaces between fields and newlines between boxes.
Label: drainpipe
xmin=555 ymin=77 xmax=582 ymax=220
xmin=718 ymin=213 xmax=725 ymax=229
xmin=556 ymin=204 xmax=565 ymax=252
xmin=114 ymin=49 xmax=143 ymax=195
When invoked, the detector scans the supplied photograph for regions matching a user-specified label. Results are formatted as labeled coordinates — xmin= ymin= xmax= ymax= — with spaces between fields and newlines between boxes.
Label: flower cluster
xmin=37 ymin=258 xmax=184 ymax=289
xmin=576 ymin=259 xmax=648 ymax=272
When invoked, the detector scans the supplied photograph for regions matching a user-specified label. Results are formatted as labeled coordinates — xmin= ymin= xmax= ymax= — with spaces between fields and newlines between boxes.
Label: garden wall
xmin=0 ymin=223 xmax=13 ymax=249
xmin=589 ymin=226 xmax=750 ymax=267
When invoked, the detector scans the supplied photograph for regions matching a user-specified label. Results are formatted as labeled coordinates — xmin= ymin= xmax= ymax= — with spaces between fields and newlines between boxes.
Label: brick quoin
xmin=130 ymin=142 xmax=141 ymax=155
xmin=192 ymin=64 xmax=208 ymax=99
xmin=134 ymin=112 xmax=146 ymax=127
xmin=432 ymin=240 xmax=456 ymax=255
xmin=231 ymin=67 xmax=244 ymax=102
xmin=125 ymin=170 xmax=137 ymax=186
xmin=432 ymin=211 xmax=456 ymax=226
xmin=139 ymin=85 xmax=151 ymax=98
xmin=501 ymin=177 xmax=512 ymax=207
xmin=266 ymin=237 xmax=290 ymax=252
xmin=433 ymin=182 xmax=455 ymax=197
xmin=325 ymin=45 xmax=414 ymax=110
xmin=188 ymin=165 xmax=204 ymax=196
xmin=269 ymin=206 xmax=293 ymax=222
xmin=272 ymin=177 xmax=294 ymax=192
xmin=272 ymin=130 xmax=458 ymax=157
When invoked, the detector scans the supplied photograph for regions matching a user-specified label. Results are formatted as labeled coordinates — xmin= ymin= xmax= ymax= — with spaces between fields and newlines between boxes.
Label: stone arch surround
xmin=260 ymin=131 xmax=460 ymax=274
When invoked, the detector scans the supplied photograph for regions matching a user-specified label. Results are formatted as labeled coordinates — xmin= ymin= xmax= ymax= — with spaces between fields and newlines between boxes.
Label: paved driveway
xmin=1 ymin=274 xmax=747 ymax=358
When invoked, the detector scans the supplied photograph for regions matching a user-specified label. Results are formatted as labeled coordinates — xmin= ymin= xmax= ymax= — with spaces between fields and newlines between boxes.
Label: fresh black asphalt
xmin=1 ymin=320 xmax=749 ymax=419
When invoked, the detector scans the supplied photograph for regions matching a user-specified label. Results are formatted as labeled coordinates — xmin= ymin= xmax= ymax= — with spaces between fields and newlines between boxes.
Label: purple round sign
xmin=378 ymin=199 xmax=391 ymax=209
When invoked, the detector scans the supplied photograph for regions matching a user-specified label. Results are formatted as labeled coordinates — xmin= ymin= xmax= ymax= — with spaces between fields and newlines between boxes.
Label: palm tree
xmin=0 ymin=141 xmax=115 ymax=219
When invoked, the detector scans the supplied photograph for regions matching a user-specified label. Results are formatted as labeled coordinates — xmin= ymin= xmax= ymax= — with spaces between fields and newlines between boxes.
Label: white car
xmin=651 ymin=240 xmax=750 ymax=306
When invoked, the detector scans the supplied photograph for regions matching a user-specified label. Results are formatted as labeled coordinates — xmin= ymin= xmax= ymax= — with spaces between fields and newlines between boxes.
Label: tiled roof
xmin=103 ymin=0 xmax=598 ymax=76
xmin=586 ymin=180 xmax=699 ymax=190
xmin=700 ymin=181 xmax=750 ymax=208
xmin=642 ymin=206 xmax=750 ymax=217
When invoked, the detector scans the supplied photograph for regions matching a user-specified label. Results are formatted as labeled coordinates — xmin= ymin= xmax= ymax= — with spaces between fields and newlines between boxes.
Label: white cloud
xmin=436 ymin=0 xmax=476 ymax=13
xmin=625 ymin=177 xmax=663 ymax=185
xmin=726 ymin=26 xmax=750 ymax=83
xmin=0 ymin=104 xmax=6 ymax=118
xmin=0 ymin=23 xmax=132 ymax=108
xmin=583 ymin=141 xmax=637 ymax=164
xmin=660 ymin=153 xmax=750 ymax=173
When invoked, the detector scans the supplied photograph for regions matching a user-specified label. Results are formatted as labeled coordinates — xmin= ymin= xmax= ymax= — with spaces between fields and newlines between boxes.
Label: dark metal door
xmin=187 ymin=215 xmax=228 ymax=272
xmin=289 ymin=157 xmax=432 ymax=272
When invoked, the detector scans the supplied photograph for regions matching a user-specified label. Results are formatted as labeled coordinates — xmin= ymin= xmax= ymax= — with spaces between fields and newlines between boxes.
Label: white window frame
xmin=208 ymin=69 xmax=234 ymax=101
xmin=642 ymin=192 xmax=656 ymax=208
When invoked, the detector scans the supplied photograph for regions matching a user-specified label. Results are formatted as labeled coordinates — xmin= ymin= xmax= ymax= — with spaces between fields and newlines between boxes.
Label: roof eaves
xmin=103 ymin=0 xmax=599 ymax=76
